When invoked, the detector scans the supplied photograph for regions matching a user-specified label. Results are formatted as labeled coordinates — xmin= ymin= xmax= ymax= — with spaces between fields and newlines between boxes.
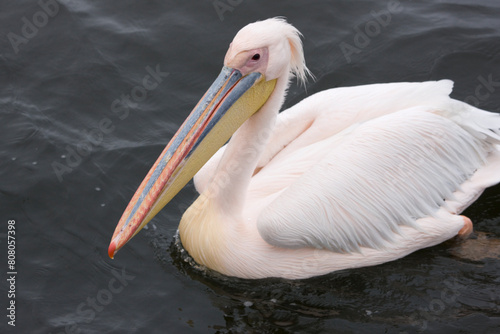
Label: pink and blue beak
xmin=108 ymin=66 xmax=276 ymax=258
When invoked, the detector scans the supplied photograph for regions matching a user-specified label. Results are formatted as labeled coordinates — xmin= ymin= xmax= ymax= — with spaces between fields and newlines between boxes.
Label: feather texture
xmin=111 ymin=18 xmax=500 ymax=279
xmin=257 ymin=107 xmax=492 ymax=253
xmin=185 ymin=19 xmax=500 ymax=279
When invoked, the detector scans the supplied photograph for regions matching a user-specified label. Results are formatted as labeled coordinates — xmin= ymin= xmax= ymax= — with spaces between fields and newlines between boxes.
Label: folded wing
xmin=257 ymin=108 xmax=494 ymax=253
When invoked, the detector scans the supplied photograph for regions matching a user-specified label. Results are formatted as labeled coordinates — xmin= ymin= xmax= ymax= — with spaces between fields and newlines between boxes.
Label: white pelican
xmin=109 ymin=18 xmax=500 ymax=279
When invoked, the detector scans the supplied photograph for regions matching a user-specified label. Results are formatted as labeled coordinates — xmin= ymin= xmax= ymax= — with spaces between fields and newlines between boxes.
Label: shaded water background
xmin=1 ymin=0 xmax=500 ymax=333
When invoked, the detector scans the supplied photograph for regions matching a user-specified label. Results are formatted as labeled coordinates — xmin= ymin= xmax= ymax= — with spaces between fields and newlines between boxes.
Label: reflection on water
xmin=449 ymin=232 xmax=500 ymax=262
xmin=159 ymin=230 xmax=500 ymax=333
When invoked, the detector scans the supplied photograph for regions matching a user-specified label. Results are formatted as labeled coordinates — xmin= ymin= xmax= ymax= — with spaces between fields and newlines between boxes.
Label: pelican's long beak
xmin=108 ymin=66 xmax=277 ymax=258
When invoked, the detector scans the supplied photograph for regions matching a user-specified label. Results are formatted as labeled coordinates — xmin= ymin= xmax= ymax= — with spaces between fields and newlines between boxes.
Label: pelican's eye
xmin=251 ymin=54 xmax=260 ymax=61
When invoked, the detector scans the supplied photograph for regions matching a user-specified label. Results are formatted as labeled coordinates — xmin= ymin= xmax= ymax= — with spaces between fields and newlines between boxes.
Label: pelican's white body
xmin=180 ymin=78 xmax=500 ymax=279
xmin=118 ymin=18 xmax=500 ymax=280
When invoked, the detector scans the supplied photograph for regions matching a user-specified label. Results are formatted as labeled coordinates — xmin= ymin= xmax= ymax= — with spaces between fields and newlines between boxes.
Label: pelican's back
xmin=249 ymin=80 xmax=500 ymax=253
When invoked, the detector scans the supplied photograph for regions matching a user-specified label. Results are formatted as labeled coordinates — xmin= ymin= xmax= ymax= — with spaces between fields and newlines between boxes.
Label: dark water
xmin=1 ymin=0 xmax=500 ymax=333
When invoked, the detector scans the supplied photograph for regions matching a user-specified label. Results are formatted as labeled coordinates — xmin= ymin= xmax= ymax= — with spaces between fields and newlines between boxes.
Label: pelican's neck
xmin=208 ymin=75 xmax=290 ymax=216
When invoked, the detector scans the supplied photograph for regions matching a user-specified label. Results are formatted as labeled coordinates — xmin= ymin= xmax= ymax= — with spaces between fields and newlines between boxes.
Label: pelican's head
xmin=223 ymin=18 xmax=310 ymax=86
xmin=108 ymin=18 xmax=310 ymax=258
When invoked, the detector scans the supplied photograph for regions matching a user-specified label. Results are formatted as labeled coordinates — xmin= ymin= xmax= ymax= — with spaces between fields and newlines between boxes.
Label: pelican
xmin=109 ymin=18 xmax=500 ymax=279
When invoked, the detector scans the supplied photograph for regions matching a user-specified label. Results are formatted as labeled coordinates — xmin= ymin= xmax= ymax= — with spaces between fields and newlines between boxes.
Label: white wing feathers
xmin=195 ymin=81 xmax=456 ymax=193
xmin=257 ymin=107 xmax=496 ymax=253
xmin=256 ymin=80 xmax=456 ymax=168
xmin=194 ymin=79 xmax=500 ymax=254
xmin=437 ymin=99 xmax=500 ymax=144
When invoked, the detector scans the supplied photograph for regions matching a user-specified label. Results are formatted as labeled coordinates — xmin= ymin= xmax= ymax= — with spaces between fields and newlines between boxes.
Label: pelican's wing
xmin=257 ymin=80 xmax=455 ymax=167
xmin=257 ymin=107 xmax=500 ymax=253
xmin=195 ymin=80 xmax=455 ymax=192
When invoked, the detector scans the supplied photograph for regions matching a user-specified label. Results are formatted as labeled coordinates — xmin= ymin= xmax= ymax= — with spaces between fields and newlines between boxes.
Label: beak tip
xmin=108 ymin=240 xmax=117 ymax=259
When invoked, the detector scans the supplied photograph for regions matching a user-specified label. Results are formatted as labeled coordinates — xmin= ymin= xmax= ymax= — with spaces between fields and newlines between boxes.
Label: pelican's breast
xmin=178 ymin=194 xmax=231 ymax=273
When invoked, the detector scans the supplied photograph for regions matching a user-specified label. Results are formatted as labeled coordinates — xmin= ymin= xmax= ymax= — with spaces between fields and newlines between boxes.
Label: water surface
xmin=1 ymin=0 xmax=500 ymax=333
